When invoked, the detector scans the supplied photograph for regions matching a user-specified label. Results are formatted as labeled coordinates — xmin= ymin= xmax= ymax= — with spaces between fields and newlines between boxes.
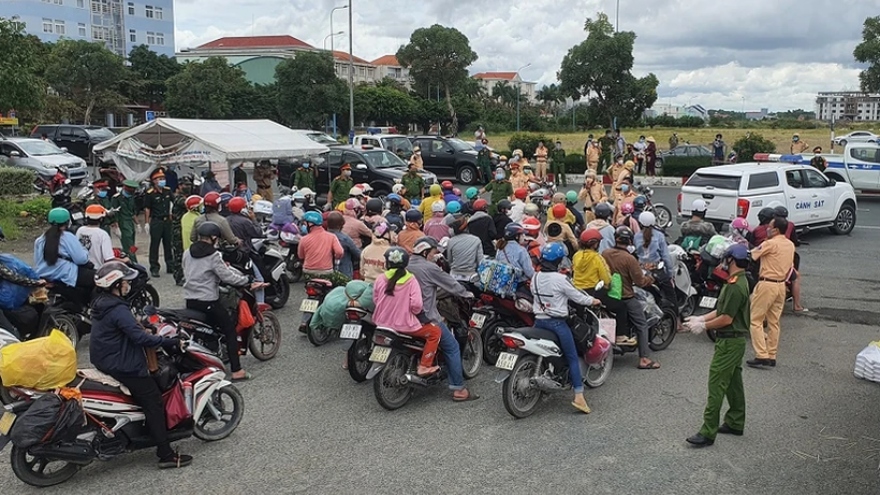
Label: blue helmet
xmin=726 ymin=243 xmax=749 ymax=261
xmin=386 ymin=193 xmax=402 ymax=205
xmin=540 ymin=242 xmax=566 ymax=262
xmin=219 ymin=192 xmax=233 ymax=204
xmin=447 ymin=201 xmax=462 ymax=214
xmin=303 ymin=211 xmax=323 ymax=226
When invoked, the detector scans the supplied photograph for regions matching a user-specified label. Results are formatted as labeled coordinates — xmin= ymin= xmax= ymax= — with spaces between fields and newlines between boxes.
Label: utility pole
xmin=347 ymin=0 xmax=354 ymax=141
xmin=616 ymin=0 xmax=620 ymax=32
xmin=330 ymin=5 xmax=348 ymax=138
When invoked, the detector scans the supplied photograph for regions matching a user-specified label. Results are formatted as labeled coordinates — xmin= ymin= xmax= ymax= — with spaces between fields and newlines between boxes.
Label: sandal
xmin=571 ymin=401 xmax=592 ymax=414
xmin=638 ymin=359 xmax=661 ymax=370
xmin=452 ymin=390 xmax=480 ymax=402
xmin=616 ymin=336 xmax=637 ymax=346
xmin=417 ymin=365 xmax=440 ymax=377
xmin=231 ymin=372 xmax=253 ymax=382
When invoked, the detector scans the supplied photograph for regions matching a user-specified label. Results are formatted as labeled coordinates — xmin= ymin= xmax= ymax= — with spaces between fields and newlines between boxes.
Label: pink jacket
xmin=298 ymin=227 xmax=343 ymax=272
xmin=342 ymin=215 xmax=372 ymax=248
xmin=372 ymin=271 xmax=423 ymax=333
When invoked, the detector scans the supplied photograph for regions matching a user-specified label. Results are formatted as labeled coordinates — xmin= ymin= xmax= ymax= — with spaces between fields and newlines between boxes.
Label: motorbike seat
xmin=157 ymin=308 xmax=211 ymax=324
xmin=308 ymin=278 xmax=334 ymax=287
xmin=376 ymin=326 xmax=425 ymax=344
xmin=515 ymin=327 xmax=560 ymax=344
xmin=72 ymin=378 xmax=131 ymax=396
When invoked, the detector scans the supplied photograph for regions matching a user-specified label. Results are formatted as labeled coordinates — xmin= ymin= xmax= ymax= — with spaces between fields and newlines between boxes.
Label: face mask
xmin=555 ymin=144 xmax=561 ymax=149
xmin=157 ymin=180 xmax=166 ymax=188
xmin=621 ymin=185 xmax=630 ymax=193
xmin=495 ymin=173 xmax=505 ymax=180
xmin=793 ymin=137 xmax=799 ymax=142
xmin=617 ymin=159 xmax=624 ymax=165
xmin=303 ymin=162 xmax=310 ymax=169
xmin=343 ymin=171 xmax=351 ymax=177
xmin=499 ymin=161 xmax=507 ymax=167
xmin=122 ymin=190 xmax=132 ymax=198
xmin=119 ymin=281 xmax=131 ymax=297
xmin=626 ymin=245 xmax=636 ymax=254
xmin=97 ymin=190 xmax=108 ymax=198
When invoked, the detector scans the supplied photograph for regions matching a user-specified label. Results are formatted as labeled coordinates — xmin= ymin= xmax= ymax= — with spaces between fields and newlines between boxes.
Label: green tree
xmin=355 ymin=84 xmax=417 ymax=130
xmin=397 ymin=24 xmax=478 ymax=136
xmin=854 ymin=16 xmax=880 ymax=92
xmin=733 ymin=132 xmax=776 ymax=159
xmin=126 ymin=44 xmax=180 ymax=106
xmin=559 ymin=12 xmax=658 ymax=128
xmin=275 ymin=51 xmax=347 ymax=129
xmin=165 ymin=57 xmax=252 ymax=119
xmin=492 ymin=81 xmax=517 ymax=107
xmin=0 ymin=18 xmax=45 ymax=116
xmin=44 ymin=39 xmax=127 ymax=124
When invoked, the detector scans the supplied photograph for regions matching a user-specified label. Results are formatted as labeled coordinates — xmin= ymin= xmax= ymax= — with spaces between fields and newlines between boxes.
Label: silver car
xmin=0 ymin=137 xmax=88 ymax=182
xmin=832 ymin=131 xmax=879 ymax=146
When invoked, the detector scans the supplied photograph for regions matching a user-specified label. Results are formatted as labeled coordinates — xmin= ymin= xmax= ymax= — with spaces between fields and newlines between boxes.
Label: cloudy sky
xmin=173 ymin=0 xmax=875 ymax=112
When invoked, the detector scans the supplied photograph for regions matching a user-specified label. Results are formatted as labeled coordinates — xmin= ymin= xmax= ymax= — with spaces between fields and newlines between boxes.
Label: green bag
xmin=680 ymin=235 xmax=703 ymax=252
xmin=608 ymin=273 xmax=623 ymax=300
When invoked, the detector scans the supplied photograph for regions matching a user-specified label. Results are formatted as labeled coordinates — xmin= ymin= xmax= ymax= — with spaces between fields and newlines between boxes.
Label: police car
xmin=678 ymin=161 xmax=857 ymax=235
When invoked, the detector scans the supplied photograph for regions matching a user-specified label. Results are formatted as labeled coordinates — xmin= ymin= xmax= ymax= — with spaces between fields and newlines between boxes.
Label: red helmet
xmin=551 ymin=203 xmax=567 ymax=219
xmin=621 ymin=202 xmax=635 ymax=215
xmin=584 ymin=335 xmax=612 ymax=366
xmin=522 ymin=217 xmax=541 ymax=234
xmin=579 ymin=229 xmax=603 ymax=245
xmin=514 ymin=188 xmax=528 ymax=200
xmin=185 ymin=195 xmax=202 ymax=210
xmin=441 ymin=180 xmax=453 ymax=190
xmin=473 ymin=199 xmax=488 ymax=212
xmin=228 ymin=196 xmax=248 ymax=214
xmin=203 ymin=191 xmax=221 ymax=208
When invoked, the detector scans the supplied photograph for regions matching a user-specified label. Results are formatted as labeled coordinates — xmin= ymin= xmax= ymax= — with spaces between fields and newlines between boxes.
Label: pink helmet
xmin=345 ymin=198 xmax=362 ymax=211
xmin=731 ymin=217 xmax=750 ymax=231
xmin=621 ymin=202 xmax=635 ymax=215
xmin=584 ymin=335 xmax=612 ymax=366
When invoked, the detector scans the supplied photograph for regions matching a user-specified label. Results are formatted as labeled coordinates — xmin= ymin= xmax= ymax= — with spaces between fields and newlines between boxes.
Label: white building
xmin=816 ymin=91 xmax=880 ymax=122
xmin=370 ymin=55 xmax=411 ymax=88
xmin=473 ymin=72 xmax=537 ymax=103
xmin=645 ymin=103 xmax=708 ymax=121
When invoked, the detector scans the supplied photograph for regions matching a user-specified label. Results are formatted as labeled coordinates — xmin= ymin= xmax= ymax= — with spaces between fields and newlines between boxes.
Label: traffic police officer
xmin=684 ymin=244 xmax=751 ymax=447
xmin=400 ymin=162 xmax=425 ymax=202
xmin=144 ymin=168 xmax=175 ymax=278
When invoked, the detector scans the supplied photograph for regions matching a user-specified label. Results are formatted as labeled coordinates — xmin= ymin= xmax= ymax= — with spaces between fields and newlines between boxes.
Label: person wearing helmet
xmin=90 ymin=261 xmax=192 ymax=469
xmin=523 ymin=202 xmax=540 ymax=223
xmin=372 ymin=246 xmax=442 ymax=376
xmin=298 ymin=210 xmax=345 ymax=280
xmin=419 ymin=183 xmax=444 ymax=220
xmin=326 ymin=212 xmax=361 ymax=279
xmin=407 ymin=236 xmax=477 ymax=400
xmin=463 ymin=186 xmax=480 ymax=215
xmin=607 ymin=153 xmax=626 ymax=184
xmin=327 ymin=164 xmax=354 ymax=210
xmin=572 ymin=229 xmax=612 ymax=292
xmin=531 ymin=242 xmax=600 ymax=413
xmin=533 ymin=141 xmax=549 ymax=181
xmin=466 ymin=198 xmax=498 ymax=256
xmin=613 ymin=176 xmax=638 ymax=226
xmin=790 ymin=133 xmax=808 ymax=154
xmin=544 ymin=204 xmax=578 ymax=256
xmin=586 ymin=202 xmax=616 ymax=253
xmin=400 ymin=162 xmax=426 ymax=202
xmin=226 ymin=196 xmax=268 ymax=301
xmin=632 ymin=195 xmax=648 ymax=221
xmin=634 ymin=211 xmax=676 ymax=314
xmin=218 ymin=192 xmax=234 ymax=218
xmin=183 ymin=222 xmax=255 ymax=382
xmin=181 ymin=195 xmax=202 ymax=252
xmin=77 ymin=205 xmax=116 ymax=269
xmin=602 ymin=226 xmax=660 ymax=368
xmin=143 ymin=168 xmax=175 ymax=278
xmin=494 ymin=199 xmax=514 ymax=234
xmin=296 ymin=187 xmax=319 ymax=213
xmin=495 ymin=223 xmax=534 ymax=282
xmin=409 ymin=145 xmax=424 ymax=170
xmin=442 ymin=185 xmax=460 ymax=205
xmin=191 ymin=191 xmax=240 ymax=247
xmin=547 ymin=194 xmax=576 ymax=227
xmin=342 ymin=198 xmax=373 ymax=249
xmin=564 ymin=190 xmax=586 ymax=230
xmin=616 ymin=200 xmax=642 ymax=234
xmin=384 ymin=194 xmax=406 ymax=231
xmin=507 ymin=160 xmax=530 ymax=192
xmin=87 ymin=178 xmax=114 ymax=235
xmin=509 ymin=188 xmax=528 ymax=224
xmin=362 ymin=197 xmax=386 ymax=229
xmin=443 ymin=214 xmax=483 ymax=280
xmin=728 ymin=217 xmax=751 ymax=247
xmin=480 ymin=167 xmax=514 ymax=216
xmin=360 ymin=222 xmax=396 ymax=283
xmin=677 ymin=198 xmax=717 ymax=251
xmin=445 ymin=200 xmax=463 ymax=221
xmin=683 ymin=243 xmax=751 ymax=448
xmin=335 ymin=185 xmax=364 ymax=213
xmin=293 ymin=160 xmax=317 ymax=191
xmin=34 ymin=207 xmax=94 ymax=291
xmin=112 ymin=179 xmax=141 ymax=263
xmin=232 ymin=178 xmax=253 ymax=202
xmin=397 ymin=209 xmax=425 ymax=253
xmin=576 ymin=170 xmax=605 ymax=224
xmin=424 ymin=200 xmax=449 ymax=242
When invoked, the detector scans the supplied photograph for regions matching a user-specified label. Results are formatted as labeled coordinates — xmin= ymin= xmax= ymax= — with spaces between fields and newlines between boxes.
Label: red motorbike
xmin=470 ymin=291 xmax=535 ymax=365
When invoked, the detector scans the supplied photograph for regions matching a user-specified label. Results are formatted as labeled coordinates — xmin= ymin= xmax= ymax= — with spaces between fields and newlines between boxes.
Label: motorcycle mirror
xmin=657 ymin=262 xmax=665 ymax=270
xmin=594 ymin=281 xmax=605 ymax=291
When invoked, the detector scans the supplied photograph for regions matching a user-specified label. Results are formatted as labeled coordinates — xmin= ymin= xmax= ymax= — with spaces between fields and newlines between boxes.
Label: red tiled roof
xmin=197 ymin=35 xmax=313 ymax=49
xmin=473 ymin=71 xmax=518 ymax=80
xmin=331 ymin=50 xmax=371 ymax=65
xmin=371 ymin=55 xmax=400 ymax=66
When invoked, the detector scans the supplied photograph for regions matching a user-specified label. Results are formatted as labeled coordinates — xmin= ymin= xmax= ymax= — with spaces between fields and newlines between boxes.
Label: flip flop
xmin=638 ymin=360 xmax=661 ymax=370
xmin=571 ymin=401 xmax=592 ymax=414
xmin=231 ymin=372 xmax=253 ymax=382
xmin=452 ymin=391 xmax=480 ymax=402
xmin=794 ymin=308 xmax=810 ymax=313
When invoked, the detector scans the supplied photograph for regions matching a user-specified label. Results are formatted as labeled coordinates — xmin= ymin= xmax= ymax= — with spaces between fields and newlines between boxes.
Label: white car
xmin=353 ymin=134 xmax=414 ymax=158
xmin=0 ymin=137 xmax=88 ymax=182
xmin=832 ymin=131 xmax=878 ymax=146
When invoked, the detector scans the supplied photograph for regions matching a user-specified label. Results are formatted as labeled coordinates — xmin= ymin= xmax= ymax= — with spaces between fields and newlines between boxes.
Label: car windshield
xmin=381 ymin=137 xmax=413 ymax=154
xmin=362 ymin=150 xmax=407 ymax=169
xmin=686 ymin=173 xmax=741 ymax=190
xmin=85 ymin=127 xmax=114 ymax=140
xmin=447 ymin=138 xmax=473 ymax=152
xmin=306 ymin=133 xmax=339 ymax=145
xmin=17 ymin=140 xmax=64 ymax=156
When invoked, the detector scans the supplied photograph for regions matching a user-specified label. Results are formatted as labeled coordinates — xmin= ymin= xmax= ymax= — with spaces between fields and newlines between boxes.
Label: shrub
xmin=0 ymin=196 xmax=53 ymax=240
xmin=0 ymin=167 xmax=36 ymax=195
xmin=507 ymin=133 xmax=549 ymax=158
xmin=660 ymin=156 xmax=713 ymax=178
xmin=732 ymin=132 xmax=777 ymax=160
xmin=564 ymin=153 xmax=587 ymax=173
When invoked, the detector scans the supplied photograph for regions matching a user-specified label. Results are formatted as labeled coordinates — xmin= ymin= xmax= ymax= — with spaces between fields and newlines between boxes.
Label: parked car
xmin=778 ymin=142 xmax=880 ymax=193
xmin=832 ymin=131 xmax=878 ymax=147
xmin=352 ymin=134 xmax=414 ymax=159
xmin=410 ymin=136 xmax=483 ymax=185
xmin=0 ymin=137 xmax=88 ymax=182
xmin=278 ymin=145 xmax=436 ymax=197
xmin=657 ymin=144 xmax=713 ymax=169
xmin=30 ymin=124 xmax=115 ymax=162
xmin=291 ymin=130 xmax=342 ymax=147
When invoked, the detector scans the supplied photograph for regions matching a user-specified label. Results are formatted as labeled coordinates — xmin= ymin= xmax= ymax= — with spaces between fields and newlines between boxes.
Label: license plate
xmin=299 ymin=299 xmax=319 ymax=313
xmin=0 ymin=412 xmax=16 ymax=435
xmin=340 ymin=323 xmax=362 ymax=339
xmin=71 ymin=212 xmax=83 ymax=221
xmin=470 ymin=313 xmax=486 ymax=329
xmin=700 ymin=296 xmax=718 ymax=309
xmin=369 ymin=346 xmax=391 ymax=363
xmin=496 ymin=352 xmax=518 ymax=371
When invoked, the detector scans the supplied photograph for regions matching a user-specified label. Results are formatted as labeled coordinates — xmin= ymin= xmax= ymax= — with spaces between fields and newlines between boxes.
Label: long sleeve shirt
xmin=331 ymin=231 xmax=361 ymax=278
xmin=634 ymin=228 xmax=674 ymax=280
xmin=602 ymin=246 xmax=654 ymax=299
xmin=298 ymin=227 xmax=343 ymax=272
xmin=372 ymin=271 xmax=423 ymax=333
xmin=33 ymin=231 xmax=90 ymax=286
xmin=495 ymin=243 xmax=535 ymax=281
xmin=531 ymin=271 xmax=594 ymax=319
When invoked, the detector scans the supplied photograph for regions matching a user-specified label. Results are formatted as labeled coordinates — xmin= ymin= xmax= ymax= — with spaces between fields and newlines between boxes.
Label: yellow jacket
xmin=572 ymin=249 xmax=612 ymax=290
xmin=578 ymin=181 xmax=607 ymax=207
xmin=420 ymin=193 xmax=442 ymax=220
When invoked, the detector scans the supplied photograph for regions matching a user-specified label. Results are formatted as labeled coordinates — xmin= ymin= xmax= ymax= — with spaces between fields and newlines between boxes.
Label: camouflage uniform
xmin=598 ymin=135 xmax=615 ymax=174
xmin=171 ymin=193 xmax=188 ymax=285
xmin=113 ymin=180 xmax=140 ymax=263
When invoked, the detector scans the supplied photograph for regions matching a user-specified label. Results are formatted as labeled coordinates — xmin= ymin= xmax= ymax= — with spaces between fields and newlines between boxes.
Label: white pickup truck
xmin=762 ymin=142 xmax=880 ymax=193
xmin=679 ymin=162 xmax=857 ymax=235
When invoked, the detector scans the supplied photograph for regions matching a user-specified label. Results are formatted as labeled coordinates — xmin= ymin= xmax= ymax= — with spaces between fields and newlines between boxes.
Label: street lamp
xmin=330 ymin=5 xmax=348 ymax=139
xmin=515 ymin=63 xmax=531 ymax=132
xmin=348 ymin=0 xmax=354 ymax=142
xmin=323 ymin=31 xmax=344 ymax=50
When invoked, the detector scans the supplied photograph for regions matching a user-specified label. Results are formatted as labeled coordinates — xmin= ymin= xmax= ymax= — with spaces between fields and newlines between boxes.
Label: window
xmin=747 ymin=172 xmax=780 ymax=189
xmin=42 ymin=19 xmax=53 ymax=33
xmin=155 ymin=7 xmax=163 ymax=19
xmin=803 ymin=169 xmax=829 ymax=188
xmin=128 ymin=2 xmax=135 ymax=15
xmin=53 ymin=0 xmax=63 ymax=4
xmin=358 ymin=67 xmax=365 ymax=77
xmin=146 ymin=31 xmax=155 ymax=44
xmin=785 ymin=170 xmax=804 ymax=189
xmin=342 ymin=151 xmax=364 ymax=167
xmin=156 ymin=32 xmax=164 ymax=45
xmin=77 ymin=0 xmax=84 ymax=7
xmin=685 ymin=173 xmax=741 ymax=190
xmin=850 ymin=148 xmax=880 ymax=164
xmin=129 ymin=29 xmax=136 ymax=42
xmin=145 ymin=5 xmax=154 ymax=18
xmin=78 ymin=23 xmax=86 ymax=37
xmin=54 ymin=20 xmax=65 ymax=35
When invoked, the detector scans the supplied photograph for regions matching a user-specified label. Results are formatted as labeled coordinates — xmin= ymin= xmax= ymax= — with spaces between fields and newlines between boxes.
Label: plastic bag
xmin=0 ymin=254 xmax=40 ymax=310
xmin=236 ymin=299 xmax=255 ymax=332
xmin=9 ymin=393 xmax=84 ymax=448
xmin=608 ymin=273 xmax=623 ymax=300
xmin=163 ymin=382 xmax=190 ymax=430
xmin=0 ymin=330 xmax=77 ymax=390
xmin=706 ymin=235 xmax=734 ymax=259
xmin=854 ymin=341 xmax=880 ymax=383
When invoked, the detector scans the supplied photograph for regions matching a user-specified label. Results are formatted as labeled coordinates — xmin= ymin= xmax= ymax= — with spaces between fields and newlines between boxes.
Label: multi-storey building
xmin=473 ymin=72 xmax=537 ymax=103
xmin=816 ymin=91 xmax=880 ymax=122
xmin=0 ymin=0 xmax=174 ymax=57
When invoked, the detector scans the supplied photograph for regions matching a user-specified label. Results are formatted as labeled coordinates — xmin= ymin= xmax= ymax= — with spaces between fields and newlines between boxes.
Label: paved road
xmin=1 ymin=188 xmax=879 ymax=494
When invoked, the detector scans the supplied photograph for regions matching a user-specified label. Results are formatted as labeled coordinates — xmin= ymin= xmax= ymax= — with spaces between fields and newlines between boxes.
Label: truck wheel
xmin=457 ymin=165 xmax=478 ymax=185
xmin=831 ymin=203 xmax=856 ymax=235
xmin=839 ymin=140 xmax=847 ymax=147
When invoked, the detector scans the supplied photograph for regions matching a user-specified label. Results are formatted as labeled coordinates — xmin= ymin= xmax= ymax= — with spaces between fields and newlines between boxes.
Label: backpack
xmin=0 ymin=254 xmax=39 ymax=310
xmin=9 ymin=393 xmax=84 ymax=448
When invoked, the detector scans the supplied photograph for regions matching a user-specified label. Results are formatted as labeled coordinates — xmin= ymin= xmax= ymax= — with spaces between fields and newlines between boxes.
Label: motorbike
xmin=32 ymin=166 xmax=70 ymax=197
xmin=299 ymin=278 xmax=336 ymax=344
xmin=667 ymin=246 xmax=698 ymax=317
xmin=635 ymin=183 xmax=673 ymax=228
xmin=494 ymin=302 xmax=614 ymax=419
xmin=340 ymin=305 xmax=377 ymax=383
xmin=40 ymin=286 xmax=92 ymax=349
xmin=0 ymin=332 xmax=244 ymax=487
xmin=275 ymin=224 xmax=304 ymax=283
xmin=250 ymin=238 xmax=291 ymax=310
xmin=367 ymin=307 xmax=483 ymax=411
xmin=110 ymin=249 xmax=160 ymax=316
xmin=528 ymin=181 xmax=556 ymax=221
xmin=598 ymin=284 xmax=677 ymax=355
xmin=685 ymin=248 xmax=760 ymax=342
xmin=470 ymin=291 xmax=535 ymax=365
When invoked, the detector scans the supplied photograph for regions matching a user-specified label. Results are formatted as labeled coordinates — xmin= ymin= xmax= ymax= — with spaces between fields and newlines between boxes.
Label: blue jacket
xmin=33 ymin=231 xmax=89 ymax=286
xmin=634 ymin=227 xmax=674 ymax=280
xmin=495 ymin=243 xmax=535 ymax=281
xmin=443 ymin=192 xmax=461 ymax=205
xmin=332 ymin=231 xmax=361 ymax=278
xmin=89 ymin=294 xmax=177 ymax=377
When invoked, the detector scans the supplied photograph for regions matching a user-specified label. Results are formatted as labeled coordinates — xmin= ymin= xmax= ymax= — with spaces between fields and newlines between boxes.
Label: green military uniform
xmin=550 ymin=146 xmax=567 ymax=186
xmin=113 ymin=180 xmax=140 ymax=263
xmin=400 ymin=171 xmax=425 ymax=201
xmin=699 ymin=274 xmax=750 ymax=441
xmin=171 ymin=194 xmax=188 ymax=285
xmin=329 ymin=175 xmax=354 ymax=209
xmin=144 ymin=184 xmax=175 ymax=277
xmin=598 ymin=135 xmax=615 ymax=174
xmin=810 ymin=155 xmax=827 ymax=171
xmin=477 ymin=148 xmax=493 ymax=184
xmin=293 ymin=167 xmax=316 ymax=190
xmin=484 ymin=178 xmax=513 ymax=216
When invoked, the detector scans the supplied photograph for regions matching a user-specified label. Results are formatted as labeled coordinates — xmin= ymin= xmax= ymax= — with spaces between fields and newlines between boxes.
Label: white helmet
xmin=431 ymin=200 xmax=446 ymax=213
xmin=94 ymin=261 xmax=138 ymax=290
xmin=349 ymin=186 xmax=364 ymax=197
xmin=691 ymin=199 xmax=707 ymax=212
xmin=298 ymin=187 xmax=314 ymax=197
xmin=358 ymin=183 xmax=373 ymax=193
xmin=392 ymin=183 xmax=405 ymax=194
xmin=639 ymin=211 xmax=656 ymax=227
xmin=528 ymin=182 xmax=540 ymax=192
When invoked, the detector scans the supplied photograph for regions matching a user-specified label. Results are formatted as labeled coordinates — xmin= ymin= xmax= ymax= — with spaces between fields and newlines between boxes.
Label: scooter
xmin=250 ymin=238 xmax=291 ymax=309
xmin=341 ymin=305 xmax=376 ymax=383
xmin=470 ymin=291 xmax=535 ymax=365
xmin=636 ymin=183 xmax=673 ymax=229
xmin=528 ymin=181 xmax=556 ymax=221
xmin=299 ymin=278 xmax=335 ymax=339
xmin=668 ymin=245 xmax=698 ymax=317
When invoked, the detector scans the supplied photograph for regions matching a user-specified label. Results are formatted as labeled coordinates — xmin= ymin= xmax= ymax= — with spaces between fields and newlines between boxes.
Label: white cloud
xmin=171 ymin=0 xmax=875 ymax=111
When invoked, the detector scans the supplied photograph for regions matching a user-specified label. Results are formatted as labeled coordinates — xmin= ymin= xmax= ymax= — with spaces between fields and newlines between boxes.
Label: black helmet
xmin=412 ymin=236 xmax=440 ymax=256
xmin=365 ymin=198 xmax=383 ymax=215
xmin=594 ymin=202 xmax=613 ymax=220
xmin=196 ymin=221 xmax=221 ymax=238
xmin=384 ymin=247 xmax=410 ymax=270
xmin=773 ymin=205 xmax=789 ymax=219
xmin=757 ymin=207 xmax=775 ymax=225
xmin=614 ymin=226 xmax=634 ymax=244
xmin=503 ymin=222 xmax=524 ymax=240
xmin=497 ymin=199 xmax=512 ymax=212
xmin=546 ymin=223 xmax=563 ymax=237
xmin=404 ymin=209 xmax=422 ymax=223
xmin=633 ymin=195 xmax=647 ymax=208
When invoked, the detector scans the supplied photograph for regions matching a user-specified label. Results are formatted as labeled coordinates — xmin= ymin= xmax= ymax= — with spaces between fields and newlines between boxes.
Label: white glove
xmin=112 ymin=226 xmax=121 ymax=239
xmin=683 ymin=316 xmax=706 ymax=335
xmin=137 ymin=223 xmax=144 ymax=234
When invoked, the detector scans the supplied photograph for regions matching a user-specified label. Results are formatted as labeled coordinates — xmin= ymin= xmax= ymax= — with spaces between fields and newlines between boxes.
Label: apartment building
xmin=816 ymin=91 xmax=880 ymax=122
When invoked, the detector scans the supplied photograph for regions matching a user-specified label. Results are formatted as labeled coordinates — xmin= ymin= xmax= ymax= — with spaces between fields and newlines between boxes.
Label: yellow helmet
xmin=251 ymin=194 xmax=263 ymax=203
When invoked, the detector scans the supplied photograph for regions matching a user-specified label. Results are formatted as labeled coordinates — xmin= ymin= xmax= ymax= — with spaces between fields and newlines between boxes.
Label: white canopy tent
xmin=93 ymin=118 xmax=330 ymax=183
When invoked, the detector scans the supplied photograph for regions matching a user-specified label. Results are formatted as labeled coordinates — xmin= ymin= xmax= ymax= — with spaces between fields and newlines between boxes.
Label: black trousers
xmin=76 ymin=265 xmax=96 ymax=289
xmin=113 ymin=374 xmax=173 ymax=460
xmin=588 ymin=288 xmax=629 ymax=339
xmin=186 ymin=299 xmax=242 ymax=373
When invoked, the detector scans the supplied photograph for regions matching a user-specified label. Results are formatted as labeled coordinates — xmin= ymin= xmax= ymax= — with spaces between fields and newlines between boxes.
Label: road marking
xmin=855 ymin=225 xmax=880 ymax=230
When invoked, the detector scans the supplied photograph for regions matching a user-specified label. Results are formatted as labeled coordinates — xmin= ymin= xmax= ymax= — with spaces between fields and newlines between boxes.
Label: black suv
xmin=30 ymin=125 xmax=115 ymax=162
xmin=278 ymin=145 xmax=437 ymax=197
xmin=410 ymin=136 xmax=482 ymax=185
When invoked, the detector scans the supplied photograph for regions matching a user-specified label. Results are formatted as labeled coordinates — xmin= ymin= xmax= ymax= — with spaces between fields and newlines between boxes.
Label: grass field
xmin=489 ymin=127 xmax=878 ymax=155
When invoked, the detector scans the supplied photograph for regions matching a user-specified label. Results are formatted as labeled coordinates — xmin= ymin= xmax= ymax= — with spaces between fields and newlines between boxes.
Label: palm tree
xmin=492 ymin=81 xmax=517 ymax=107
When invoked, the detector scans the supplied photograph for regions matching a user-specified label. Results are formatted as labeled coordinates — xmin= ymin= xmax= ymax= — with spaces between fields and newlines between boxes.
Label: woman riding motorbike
xmin=495 ymin=223 xmax=535 ymax=284
xmin=633 ymin=212 xmax=677 ymax=318
xmin=34 ymin=207 xmax=94 ymax=295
